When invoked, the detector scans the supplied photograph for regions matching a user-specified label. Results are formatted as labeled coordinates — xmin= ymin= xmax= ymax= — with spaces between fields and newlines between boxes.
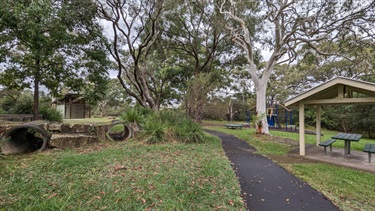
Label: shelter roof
xmin=285 ymin=77 xmax=375 ymax=107
xmin=53 ymin=93 xmax=84 ymax=104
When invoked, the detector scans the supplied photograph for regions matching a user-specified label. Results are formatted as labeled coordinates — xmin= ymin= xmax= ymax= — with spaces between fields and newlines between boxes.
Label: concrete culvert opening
xmin=106 ymin=122 xmax=132 ymax=141
xmin=1 ymin=122 xmax=51 ymax=155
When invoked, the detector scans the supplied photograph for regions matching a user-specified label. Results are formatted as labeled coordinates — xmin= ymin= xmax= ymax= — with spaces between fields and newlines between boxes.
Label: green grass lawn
xmin=204 ymin=121 xmax=375 ymax=211
xmin=268 ymin=129 xmax=375 ymax=151
xmin=2 ymin=118 xmax=375 ymax=210
xmin=206 ymin=120 xmax=375 ymax=151
xmin=63 ymin=117 xmax=113 ymax=125
xmin=0 ymin=136 xmax=244 ymax=210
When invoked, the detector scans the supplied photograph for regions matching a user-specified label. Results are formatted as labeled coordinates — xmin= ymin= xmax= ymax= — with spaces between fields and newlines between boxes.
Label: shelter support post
xmin=69 ymin=96 xmax=72 ymax=119
xmin=299 ymin=102 xmax=305 ymax=156
xmin=316 ymin=105 xmax=321 ymax=146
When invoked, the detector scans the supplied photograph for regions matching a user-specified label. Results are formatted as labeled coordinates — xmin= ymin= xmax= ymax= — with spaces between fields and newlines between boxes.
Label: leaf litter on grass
xmin=0 ymin=136 xmax=245 ymax=210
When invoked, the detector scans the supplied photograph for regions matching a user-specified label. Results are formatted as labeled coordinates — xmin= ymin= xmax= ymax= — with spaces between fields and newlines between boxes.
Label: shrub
xmin=141 ymin=114 xmax=166 ymax=144
xmin=173 ymin=117 xmax=205 ymax=143
xmin=39 ymin=106 xmax=63 ymax=122
xmin=14 ymin=99 xmax=33 ymax=114
xmin=158 ymin=110 xmax=181 ymax=126
xmin=118 ymin=107 xmax=205 ymax=144
xmin=118 ymin=107 xmax=146 ymax=125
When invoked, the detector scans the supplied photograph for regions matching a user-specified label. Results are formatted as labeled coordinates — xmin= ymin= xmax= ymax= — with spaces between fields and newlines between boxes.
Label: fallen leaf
xmin=141 ymin=198 xmax=146 ymax=204
xmin=113 ymin=164 xmax=127 ymax=172
xmin=228 ymin=200 xmax=234 ymax=206
xmin=47 ymin=192 xmax=58 ymax=199
xmin=100 ymin=206 xmax=108 ymax=210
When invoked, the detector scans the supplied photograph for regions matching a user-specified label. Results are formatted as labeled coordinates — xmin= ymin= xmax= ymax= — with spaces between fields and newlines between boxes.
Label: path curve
xmin=205 ymin=129 xmax=339 ymax=211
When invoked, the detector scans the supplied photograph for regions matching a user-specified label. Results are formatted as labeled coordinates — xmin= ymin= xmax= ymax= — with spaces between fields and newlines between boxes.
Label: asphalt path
xmin=205 ymin=129 xmax=339 ymax=211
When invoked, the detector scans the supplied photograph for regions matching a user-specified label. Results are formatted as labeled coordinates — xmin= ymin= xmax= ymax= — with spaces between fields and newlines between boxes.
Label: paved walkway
xmin=205 ymin=130 xmax=339 ymax=211
xmin=300 ymin=145 xmax=375 ymax=173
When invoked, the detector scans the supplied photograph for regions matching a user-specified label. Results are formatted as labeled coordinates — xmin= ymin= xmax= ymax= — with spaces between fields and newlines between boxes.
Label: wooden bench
xmin=224 ymin=124 xmax=243 ymax=129
xmin=363 ymin=144 xmax=375 ymax=163
xmin=318 ymin=139 xmax=336 ymax=154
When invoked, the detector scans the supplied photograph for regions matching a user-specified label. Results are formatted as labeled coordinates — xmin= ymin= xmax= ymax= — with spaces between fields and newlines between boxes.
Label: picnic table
xmin=331 ymin=133 xmax=362 ymax=158
xmin=224 ymin=124 xmax=243 ymax=129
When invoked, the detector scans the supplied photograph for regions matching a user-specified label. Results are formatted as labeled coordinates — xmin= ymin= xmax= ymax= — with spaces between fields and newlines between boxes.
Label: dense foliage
xmin=0 ymin=89 xmax=62 ymax=122
xmin=0 ymin=0 xmax=110 ymax=119
xmin=119 ymin=108 xmax=205 ymax=144
xmin=0 ymin=1 xmax=374 ymax=135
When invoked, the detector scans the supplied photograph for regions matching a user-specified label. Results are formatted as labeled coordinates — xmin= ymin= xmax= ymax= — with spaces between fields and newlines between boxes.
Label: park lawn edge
xmin=0 ymin=134 xmax=245 ymax=210
xmin=204 ymin=125 xmax=375 ymax=211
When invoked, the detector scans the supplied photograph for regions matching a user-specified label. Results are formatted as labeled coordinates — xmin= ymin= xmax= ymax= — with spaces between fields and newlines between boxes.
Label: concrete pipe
xmin=1 ymin=121 xmax=51 ymax=154
xmin=106 ymin=121 xmax=132 ymax=141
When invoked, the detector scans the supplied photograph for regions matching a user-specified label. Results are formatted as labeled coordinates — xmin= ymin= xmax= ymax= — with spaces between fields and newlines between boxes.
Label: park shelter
xmin=54 ymin=93 xmax=91 ymax=119
xmin=284 ymin=77 xmax=375 ymax=156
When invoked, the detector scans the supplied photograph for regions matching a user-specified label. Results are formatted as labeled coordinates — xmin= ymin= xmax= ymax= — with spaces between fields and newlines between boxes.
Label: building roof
xmin=284 ymin=77 xmax=375 ymax=107
xmin=52 ymin=93 xmax=84 ymax=104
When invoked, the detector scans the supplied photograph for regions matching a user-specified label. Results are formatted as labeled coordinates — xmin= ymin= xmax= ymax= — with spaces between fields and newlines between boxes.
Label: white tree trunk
xmin=255 ymin=81 xmax=269 ymax=134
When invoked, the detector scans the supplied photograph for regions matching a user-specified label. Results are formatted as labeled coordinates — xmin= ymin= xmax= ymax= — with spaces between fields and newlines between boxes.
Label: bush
xmin=173 ymin=117 xmax=204 ymax=143
xmin=40 ymin=106 xmax=63 ymax=122
xmin=118 ymin=107 xmax=146 ymax=125
xmin=141 ymin=114 xmax=166 ymax=144
xmin=118 ymin=107 xmax=205 ymax=144
xmin=14 ymin=99 xmax=33 ymax=114
xmin=158 ymin=110 xmax=181 ymax=126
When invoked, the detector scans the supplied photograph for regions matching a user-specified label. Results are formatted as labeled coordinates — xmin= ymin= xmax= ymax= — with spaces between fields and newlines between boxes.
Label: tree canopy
xmin=0 ymin=0 xmax=110 ymax=119
xmin=218 ymin=0 xmax=375 ymax=134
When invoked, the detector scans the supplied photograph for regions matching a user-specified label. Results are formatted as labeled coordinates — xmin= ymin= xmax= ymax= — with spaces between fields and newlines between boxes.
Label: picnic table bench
xmin=224 ymin=124 xmax=243 ymax=129
xmin=318 ymin=139 xmax=336 ymax=154
xmin=363 ymin=144 xmax=375 ymax=163
xmin=332 ymin=133 xmax=362 ymax=158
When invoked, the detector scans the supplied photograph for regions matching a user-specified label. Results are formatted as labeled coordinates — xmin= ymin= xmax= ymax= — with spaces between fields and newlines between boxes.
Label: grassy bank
xmin=0 ymin=135 xmax=244 ymax=210
xmin=63 ymin=117 xmax=113 ymax=125
xmin=205 ymin=121 xmax=375 ymax=152
xmin=204 ymin=123 xmax=375 ymax=211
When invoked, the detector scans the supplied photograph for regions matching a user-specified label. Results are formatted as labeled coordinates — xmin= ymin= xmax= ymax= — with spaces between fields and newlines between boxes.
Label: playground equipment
xmin=266 ymin=101 xmax=293 ymax=129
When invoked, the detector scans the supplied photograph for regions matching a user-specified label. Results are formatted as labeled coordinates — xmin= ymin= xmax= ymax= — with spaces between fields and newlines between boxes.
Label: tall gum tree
xmin=97 ymin=0 xmax=165 ymax=110
xmin=219 ymin=0 xmax=375 ymax=134
xmin=162 ymin=0 xmax=230 ymax=121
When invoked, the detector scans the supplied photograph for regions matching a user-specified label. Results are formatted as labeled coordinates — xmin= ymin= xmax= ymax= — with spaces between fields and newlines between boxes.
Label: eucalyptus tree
xmin=97 ymin=0 xmax=167 ymax=110
xmin=161 ymin=0 xmax=234 ymax=121
xmin=219 ymin=0 xmax=375 ymax=134
xmin=267 ymin=39 xmax=375 ymax=106
xmin=294 ymin=39 xmax=375 ymax=85
xmin=95 ymin=78 xmax=130 ymax=117
xmin=0 ymin=0 xmax=109 ymax=120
